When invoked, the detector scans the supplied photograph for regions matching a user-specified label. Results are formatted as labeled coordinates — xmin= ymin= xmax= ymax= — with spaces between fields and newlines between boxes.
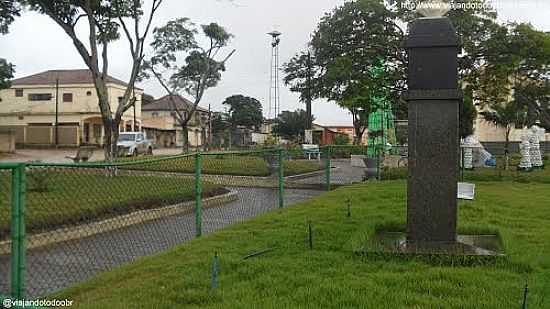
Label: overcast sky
xmin=1 ymin=0 xmax=549 ymax=126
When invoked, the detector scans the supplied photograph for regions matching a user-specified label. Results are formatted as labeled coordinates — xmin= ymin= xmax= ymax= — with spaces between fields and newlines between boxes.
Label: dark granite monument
xmin=361 ymin=8 xmax=504 ymax=258
xmin=405 ymin=17 xmax=462 ymax=243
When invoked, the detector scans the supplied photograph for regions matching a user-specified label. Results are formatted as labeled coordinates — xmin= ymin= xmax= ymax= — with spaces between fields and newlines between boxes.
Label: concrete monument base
xmin=368 ymin=231 xmax=504 ymax=256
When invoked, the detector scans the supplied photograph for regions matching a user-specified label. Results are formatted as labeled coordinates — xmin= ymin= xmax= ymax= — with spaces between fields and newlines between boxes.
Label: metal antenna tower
xmin=268 ymin=30 xmax=282 ymax=119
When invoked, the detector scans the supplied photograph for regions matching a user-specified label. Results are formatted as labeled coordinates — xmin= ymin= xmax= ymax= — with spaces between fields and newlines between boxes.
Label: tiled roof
xmin=142 ymin=94 xmax=208 ymax=113
xmin=11 ymin=69 xmax=142 ymax=89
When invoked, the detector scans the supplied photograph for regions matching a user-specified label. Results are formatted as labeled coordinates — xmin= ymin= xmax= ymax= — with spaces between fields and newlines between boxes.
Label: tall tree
xmin=460 ymin=85 xmax=477 ymax=138
xmin=23 ymin=0 xmax=163 ymax=160
xmin=284 ymin=0 xmax=405 ymax=145
xmin=480 ymin=101 xmax=527 ymax=170
xmin=142 ymin=19 xmax=235 ymax=152
xmin=283 ymin=50 xmax=317 ymax=129
xmin=0 ymin=1 xmax=20 ymax=89
xmin=477 ymin=22 xmax=550 ymax=132
xmin=0 ymin=0 xmax=20 ymax=34
xmin=0 ymin=58 xmax=14 ymax=90
xmin=222 ymin=95 xmax=263 ymax=130
xmin=273 ymin=109 xmax=314 ymax=141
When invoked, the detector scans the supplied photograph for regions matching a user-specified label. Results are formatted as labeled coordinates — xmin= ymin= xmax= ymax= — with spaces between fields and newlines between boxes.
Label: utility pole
xmin=306 ymin=51 xmax=313 ymax=130
xmin=55 ymin=77 xmax=59 ymax=147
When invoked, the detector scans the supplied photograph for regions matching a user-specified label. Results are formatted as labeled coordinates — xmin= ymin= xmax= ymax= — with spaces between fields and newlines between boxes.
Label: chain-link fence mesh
xmin=1 ymin=145 xmax=376 ymax=299
xmin=22 ymin=160 xmax=199 ymax=298
xmin=200 ymin=150 xmax=280 ymax=235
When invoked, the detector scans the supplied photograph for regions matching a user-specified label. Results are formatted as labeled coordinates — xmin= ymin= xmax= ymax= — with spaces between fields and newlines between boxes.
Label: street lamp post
xmin=305 ymin=45 xmax=314 ymax=131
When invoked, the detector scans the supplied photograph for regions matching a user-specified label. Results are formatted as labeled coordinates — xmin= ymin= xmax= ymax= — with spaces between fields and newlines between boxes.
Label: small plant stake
xmin=210 ymin=252 xmax=220 ymax=291
xmin=308 ymin=221 xmax=313 ymax=250
xmin=521 ymin=282 xmax=528 ymax=309
xmin=346 ymin=198 xmax=351 ymax=218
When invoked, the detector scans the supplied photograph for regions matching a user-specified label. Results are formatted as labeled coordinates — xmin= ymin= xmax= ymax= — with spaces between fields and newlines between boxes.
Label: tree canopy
xmin=0 ymin=59 xmax=14 ymax=90
xmin=284 ymin=0 xmax=405 ymax=144
xmin=477 ymin=22 xmax=550 ymax=129
xmin=0 ymin=1 xmax=20 ymax=90
xmin=273 ymin=109 xmax=314 ymax=141
xmin=222 ymin=95 xmax=263 ymax=130
xmin=142 ymin=18 xmax=235 ymax=151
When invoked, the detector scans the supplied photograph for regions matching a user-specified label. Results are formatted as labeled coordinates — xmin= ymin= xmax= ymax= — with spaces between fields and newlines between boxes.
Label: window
xmin=28 ymin=93 xmax=52 ymax=101
xmin=152 ymin=112 xmax=159 ymax=118
xmin=15 ymin=89 xmax=23 ymax=97
xmin=63 ymin=93 xmax=73 ymax=103
xmin=86 ymin=91 xmax=92 ymax=96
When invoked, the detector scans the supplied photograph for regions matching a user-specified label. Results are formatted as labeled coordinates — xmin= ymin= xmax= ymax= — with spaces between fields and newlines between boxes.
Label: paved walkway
xmin=0 ymin=148 xmax=182 ymax=164
xmin=289 ymin=159 xmax=365 ymax=186
xmin=0 ymin=187 xmax=322 ymax=298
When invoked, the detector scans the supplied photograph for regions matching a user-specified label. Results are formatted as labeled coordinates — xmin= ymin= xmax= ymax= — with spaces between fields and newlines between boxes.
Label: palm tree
xmin=480 ymin=100 xmax=527 ymax=170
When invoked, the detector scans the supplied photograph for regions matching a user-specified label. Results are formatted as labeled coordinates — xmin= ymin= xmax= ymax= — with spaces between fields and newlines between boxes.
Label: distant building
xmin=305 ymin=123 xmax=347 ymax=145
xmin=325 ymin=125 xmax=368 ymax=145
xmin=0 ymin=69 xmax=142 ymax=146
xmin=141 ymin=95 xmax=210 ymax=148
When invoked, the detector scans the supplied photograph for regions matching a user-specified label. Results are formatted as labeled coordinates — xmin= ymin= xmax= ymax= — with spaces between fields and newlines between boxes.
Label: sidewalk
xmin=0 ymin=148 xmax=182 ymax=164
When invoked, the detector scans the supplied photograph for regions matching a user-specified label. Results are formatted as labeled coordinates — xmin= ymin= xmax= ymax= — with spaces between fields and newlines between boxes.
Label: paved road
xmin=0 ymin=187 xmax=322 ymax=298
xmin=289 ymin=159 xmax=365 ymax=186
xmin=0 ymin=148 xmax=182 ymax=164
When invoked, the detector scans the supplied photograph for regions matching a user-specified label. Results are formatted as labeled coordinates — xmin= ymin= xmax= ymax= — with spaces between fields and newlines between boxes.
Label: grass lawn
xmin=283 ymin=159 xmax=324 ymax=176
xmin=113 ymin=154 xmax=272 ymax=176
xmin=54 ymin=181 xmax=550 ymax=308
xmin=0 ymin=170 xmax=224 ymax=238
xmin=114 ymin=154 xmax=323 ymax=177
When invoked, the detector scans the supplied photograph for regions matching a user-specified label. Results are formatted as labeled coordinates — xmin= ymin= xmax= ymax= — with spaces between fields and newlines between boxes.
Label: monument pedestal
xmin=405 ymin=17 xmax=461 ymax=243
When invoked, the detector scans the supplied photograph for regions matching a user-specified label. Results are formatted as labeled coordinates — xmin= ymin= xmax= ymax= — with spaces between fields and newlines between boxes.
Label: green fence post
xmin=195 ymin=153 xmax=202 ymax=237
xmin=278 ymin=148 xmax=284 ymax=209
xmin=325 ymin=146 xmax=331 ymax=191
xmin=11 ymin=163 xmax=26 ymax=300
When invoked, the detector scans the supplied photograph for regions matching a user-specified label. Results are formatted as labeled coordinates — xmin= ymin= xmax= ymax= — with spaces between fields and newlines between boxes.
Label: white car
xmin=117 ymin=132 xmax=153 ymax=157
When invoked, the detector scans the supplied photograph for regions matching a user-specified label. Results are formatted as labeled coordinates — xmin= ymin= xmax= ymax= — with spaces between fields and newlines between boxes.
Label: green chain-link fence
xmin=0 ymin=145 xmax=369 ymax=300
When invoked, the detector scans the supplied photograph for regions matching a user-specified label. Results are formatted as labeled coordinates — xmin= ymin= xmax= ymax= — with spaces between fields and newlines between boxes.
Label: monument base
xmin=359 ymin=231 xmax=504 ymax=259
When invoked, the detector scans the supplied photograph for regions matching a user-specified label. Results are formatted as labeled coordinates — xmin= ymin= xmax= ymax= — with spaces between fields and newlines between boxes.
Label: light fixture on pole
xmin=268 ymin=30 xmax=282 ymax=120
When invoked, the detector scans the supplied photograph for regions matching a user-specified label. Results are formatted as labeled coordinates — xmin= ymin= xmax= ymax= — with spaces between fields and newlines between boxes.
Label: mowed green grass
xmin=116 ymin=154 xmax=322 ymax=177
xmin=0 ymin=170 xmax=223 ymax=238
xmin=54 ymin=181 xmax=550 ymax=308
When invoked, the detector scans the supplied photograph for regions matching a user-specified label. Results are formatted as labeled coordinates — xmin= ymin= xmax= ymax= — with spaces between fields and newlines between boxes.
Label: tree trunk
xmin=353 ymin=125 xmax=364 ymax=145
xmin=504 ymin=126 xmax=511 ymax=170
xmin=181 ymin=124 xmax=189 ymax=153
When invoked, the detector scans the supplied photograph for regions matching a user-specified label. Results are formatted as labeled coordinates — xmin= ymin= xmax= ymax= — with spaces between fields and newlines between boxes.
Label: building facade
xmin=0 ymin=69 xmax=142 ymax=146
xmin=326 ymin=125 xmax=369 ymax=145
xmin=141 ymin=95 xmax=210 ymax=148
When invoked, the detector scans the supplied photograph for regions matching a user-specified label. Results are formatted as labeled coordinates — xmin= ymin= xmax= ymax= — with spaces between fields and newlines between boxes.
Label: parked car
xmin=117 ymin=132 xmax=153 ymax=157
